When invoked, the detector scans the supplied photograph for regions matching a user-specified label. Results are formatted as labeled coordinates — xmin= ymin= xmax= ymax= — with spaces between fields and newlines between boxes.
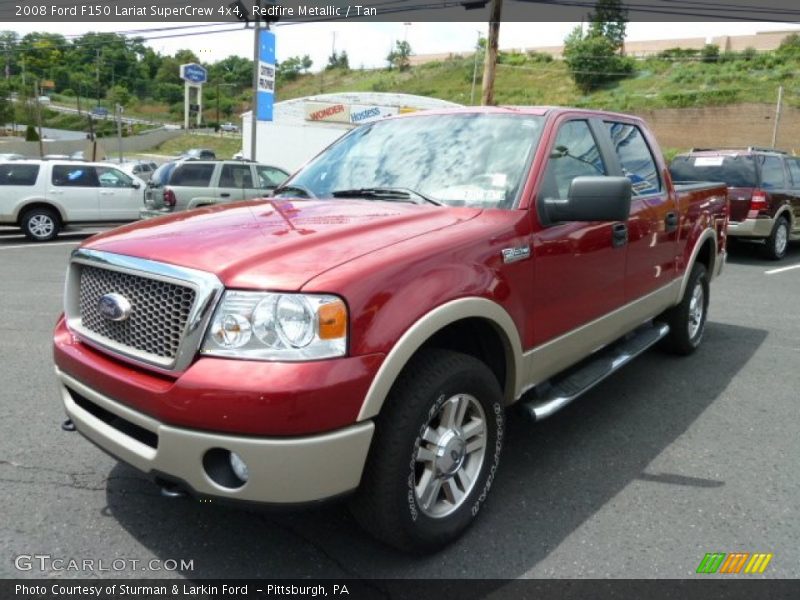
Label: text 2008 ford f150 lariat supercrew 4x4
xmin=53 ymin=108 xmax=728 ymax=551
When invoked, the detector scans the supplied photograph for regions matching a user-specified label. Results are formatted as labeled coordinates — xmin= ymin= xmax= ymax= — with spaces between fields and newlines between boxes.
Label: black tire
xmin=660 ymin=263 xmax=709 ymax=356
xmin=21 ymin=207 xmax=60 ymax=242
xmin=762 ymin=216 xmax=790 ymax=261
xmin=350 ymin=348 xmax=505 ymax=552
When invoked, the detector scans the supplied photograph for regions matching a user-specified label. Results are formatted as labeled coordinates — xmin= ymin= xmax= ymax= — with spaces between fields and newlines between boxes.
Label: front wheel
xmin=350 ymin=349 xmax=505 ymax=552
xmin=660 ymin=263 xmax=709 ymax=355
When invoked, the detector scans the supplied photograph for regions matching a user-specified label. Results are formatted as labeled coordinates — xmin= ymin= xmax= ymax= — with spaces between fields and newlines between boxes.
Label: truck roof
xmin=389 ymin=105 xmax=646 ymax=122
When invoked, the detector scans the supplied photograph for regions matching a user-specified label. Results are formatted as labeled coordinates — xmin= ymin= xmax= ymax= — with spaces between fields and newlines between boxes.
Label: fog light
xmin=229 ymin=452 xmax=249 ymax=483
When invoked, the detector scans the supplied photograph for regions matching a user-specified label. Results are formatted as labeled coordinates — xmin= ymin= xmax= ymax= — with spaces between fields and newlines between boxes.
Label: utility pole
xmin=771 ymin=85 xmax=783 ymax=149
xmin=481 ymin=0 xmax=503 ymax=106
xmin=470 ymin=30 xmax=482 ymax=105
xmin=116 ymin=103 xmax=123 ymax=162
xmin=216 ymin=81 xmax=220 ymax=133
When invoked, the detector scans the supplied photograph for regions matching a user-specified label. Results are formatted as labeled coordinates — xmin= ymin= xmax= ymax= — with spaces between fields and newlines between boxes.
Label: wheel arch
xmin=357 ymin=297 xmax=524 ymax=421
xmin=15 ymin=200 xmax=66 ymax=224
xmin=678 ymin=228 xmax=717 ymax=301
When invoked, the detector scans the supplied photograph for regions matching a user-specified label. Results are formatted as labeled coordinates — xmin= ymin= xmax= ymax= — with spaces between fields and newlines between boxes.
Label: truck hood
xmin=84 ymin=199 xmax=481 ymax=290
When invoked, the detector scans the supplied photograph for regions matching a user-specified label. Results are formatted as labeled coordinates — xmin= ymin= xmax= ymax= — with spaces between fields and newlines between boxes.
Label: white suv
xmin=0 ymin=160 xmax=145 ymax=241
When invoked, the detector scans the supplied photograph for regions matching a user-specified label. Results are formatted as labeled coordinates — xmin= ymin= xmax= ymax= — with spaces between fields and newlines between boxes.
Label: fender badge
xmin=502 ymin=246 xmax=531 ymax=264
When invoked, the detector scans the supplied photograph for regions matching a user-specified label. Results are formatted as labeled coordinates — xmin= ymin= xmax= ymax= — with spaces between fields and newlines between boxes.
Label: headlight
xmin=201 ymin=291 xmax=347 ymax=361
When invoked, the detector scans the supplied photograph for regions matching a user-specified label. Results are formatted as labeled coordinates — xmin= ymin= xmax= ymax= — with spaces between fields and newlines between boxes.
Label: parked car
xmin=37 ymin=95 xmax=51 ymax=104
xmin=176 ymin=148 xmax=216 ymax=160
xmin=53 ymin=108 xmax=728 ymax=552
xmin=0 ymin=153 xmax=26 ymax=161
xmin=141 ymin=159 xmax=288 ymax=218
xmin=116 ymin=160 xmax=157 ymax=182
xmin=220 ymin=122 xmax=239 ymax=133
xmin=0 ymin=159 xmax=144 ymax=241
xmin=670 ymin=147 xmax=800 ymax=260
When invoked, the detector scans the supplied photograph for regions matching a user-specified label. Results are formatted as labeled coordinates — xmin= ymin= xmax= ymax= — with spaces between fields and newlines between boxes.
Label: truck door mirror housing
xmin=542 ymin=176 xmax=632 ymax=222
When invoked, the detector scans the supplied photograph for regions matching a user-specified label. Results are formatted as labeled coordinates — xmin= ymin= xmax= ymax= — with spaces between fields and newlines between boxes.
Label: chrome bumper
xmin=57 ymin=369 xmax=374 ymax=503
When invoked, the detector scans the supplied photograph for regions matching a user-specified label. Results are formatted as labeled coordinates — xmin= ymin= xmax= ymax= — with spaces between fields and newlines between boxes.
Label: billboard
xmin=349 ymin=104 xmax=399 ymax=125
xmin=304 ymin=102 xmax=351 ymax=123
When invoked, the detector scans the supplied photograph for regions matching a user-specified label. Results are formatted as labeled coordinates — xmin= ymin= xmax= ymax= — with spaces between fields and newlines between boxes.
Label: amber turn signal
xmin=318 ymin=300 xmax=347 ymax=339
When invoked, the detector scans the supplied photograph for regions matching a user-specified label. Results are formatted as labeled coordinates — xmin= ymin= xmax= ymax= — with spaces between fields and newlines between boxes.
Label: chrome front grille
xmin=65 ymin=249 xmax=223 ymax=373
xmin=79 ymin=265 xmax=196 ymax=360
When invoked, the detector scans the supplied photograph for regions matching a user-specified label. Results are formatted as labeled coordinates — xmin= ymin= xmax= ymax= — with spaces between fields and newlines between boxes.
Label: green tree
xmin=326 ymin=50 xmax=349 ymax=70
xmin=25 ymin=124 xmax=39 ymax=141
xmin=277 ymin=56 xmax=304 ymax=82
xmin=700 ymin=44 xmax=720 ymax=63
xmin=106 ymin=84 xmax=131 ymax=107
xmin=563 ymin=26 xmax=632 ymax=93
xmin=301 ymin=55 xmax=313 ymax=73
xmin=387 ymin=40 xmax=412 ymax=71
xmin=587 ymin=0 xmax=628 ymax=53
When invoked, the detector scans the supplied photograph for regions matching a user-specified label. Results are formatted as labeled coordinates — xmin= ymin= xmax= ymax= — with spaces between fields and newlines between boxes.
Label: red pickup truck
xmin=54 ymin=107 xmax=728 ymax=552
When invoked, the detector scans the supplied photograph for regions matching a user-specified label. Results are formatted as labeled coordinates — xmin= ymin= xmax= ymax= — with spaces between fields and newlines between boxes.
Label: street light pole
xmin=481 ymin=0 xmax=503 ymax=106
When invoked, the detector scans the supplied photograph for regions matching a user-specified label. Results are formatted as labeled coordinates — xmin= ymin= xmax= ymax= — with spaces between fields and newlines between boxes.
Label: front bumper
xmin=58 ymin=368 xmax=374 ymax=503
xmin=727 ymin=217 xmax=774 ymax=238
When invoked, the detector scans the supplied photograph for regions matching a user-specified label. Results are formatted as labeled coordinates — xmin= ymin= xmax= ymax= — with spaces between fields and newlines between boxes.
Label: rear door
xmin=757 ymin=154 xmax=792 ymax=221
xmin=216 ymin=162 xmax=256 ymax=202
xmin=49 ymin=164 xmax=100 ymax=221
xmin=96 ymin=165 xmax=142 ymax=221
xmin=531 ymin=118 xmax=627 ymax=345
xmin=604 ymin=120 xmax=677 ymax=300
xmin=782 ymin=157 xmax=800 ymax=235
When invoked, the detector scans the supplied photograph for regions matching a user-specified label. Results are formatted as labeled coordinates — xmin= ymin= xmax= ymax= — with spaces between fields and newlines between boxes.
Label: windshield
xmin=669 ymin=154 xmax=757 ymax=188
xmin=284 ymin=113 xmax=545 ymax=209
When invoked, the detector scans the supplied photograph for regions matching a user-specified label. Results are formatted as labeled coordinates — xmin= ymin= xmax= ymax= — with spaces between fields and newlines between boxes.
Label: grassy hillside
xmin=275 ymin=50 xmax=800 ymax=112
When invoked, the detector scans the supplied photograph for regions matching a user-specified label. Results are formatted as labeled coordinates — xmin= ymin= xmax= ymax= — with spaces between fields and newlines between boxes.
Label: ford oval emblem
xmin=97 ymin=293 xmax=132 ymax=322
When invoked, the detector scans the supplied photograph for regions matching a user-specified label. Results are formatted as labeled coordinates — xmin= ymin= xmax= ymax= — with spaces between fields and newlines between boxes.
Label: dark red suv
xmin=670 ymin=147 xmax=800 ymax=259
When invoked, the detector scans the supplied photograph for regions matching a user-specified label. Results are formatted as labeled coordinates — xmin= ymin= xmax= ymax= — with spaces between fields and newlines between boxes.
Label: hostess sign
xmin=350 ymin=104 xmax=398 ymax=124
xmin=180 ymin=63 xmax=207 ymax=84
xmin=304 ymin=102 xmax=399 ymax=125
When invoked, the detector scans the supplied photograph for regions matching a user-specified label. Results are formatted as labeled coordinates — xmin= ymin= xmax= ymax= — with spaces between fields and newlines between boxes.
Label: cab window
xmin=605 ymin=122 xmax=661 ymax=195
xmin=541 ymin=120 xmax=607 ymax=200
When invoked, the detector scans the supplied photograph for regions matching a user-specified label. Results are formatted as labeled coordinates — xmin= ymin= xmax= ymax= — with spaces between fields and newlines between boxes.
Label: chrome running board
xmin=521 ymin=322 xmax=670 ymax=421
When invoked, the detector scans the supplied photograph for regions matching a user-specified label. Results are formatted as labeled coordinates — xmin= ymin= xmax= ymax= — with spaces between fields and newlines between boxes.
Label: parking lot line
xmin=0 ymin=241 xmax=81 ymax=251
xmin=764 ymin=263 xmax=800 ymax=275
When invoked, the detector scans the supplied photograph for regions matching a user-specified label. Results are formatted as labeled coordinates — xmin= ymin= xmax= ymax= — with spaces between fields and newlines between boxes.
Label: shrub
xmin=24 ymin=124 xmax=39 ymax=141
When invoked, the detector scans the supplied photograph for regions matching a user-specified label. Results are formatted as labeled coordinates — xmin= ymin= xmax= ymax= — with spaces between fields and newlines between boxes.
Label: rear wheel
xmin=762 ymin=216 xmax=789 ymax=261
xmin=21 ymin=207 xmax=60 ymax=242
xmin=350 ymin=348 xmax=504 ymax=552
xmin=660 ymin=263 xmax=709 ymax=355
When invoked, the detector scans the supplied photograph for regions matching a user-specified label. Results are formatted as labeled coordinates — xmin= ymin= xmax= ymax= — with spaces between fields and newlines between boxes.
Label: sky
xmin=6 ymin=21 xmax=800 ymax=71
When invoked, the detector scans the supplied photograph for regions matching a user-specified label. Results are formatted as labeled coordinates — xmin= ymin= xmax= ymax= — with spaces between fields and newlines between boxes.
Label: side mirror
xmin=542 ymin=176 xmax=631 ymax=223
xmin=132 ymin=181 xmax=141 ymax=189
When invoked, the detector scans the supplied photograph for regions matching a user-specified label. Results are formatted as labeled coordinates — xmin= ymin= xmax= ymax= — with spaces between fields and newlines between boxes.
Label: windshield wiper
xmin=271 ymin=183 xmax=317 ymax=198
xmin=331 ymin=187 xmax=442 ymax=206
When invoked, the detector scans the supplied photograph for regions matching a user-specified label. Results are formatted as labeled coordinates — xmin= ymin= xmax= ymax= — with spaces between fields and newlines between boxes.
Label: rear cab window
xmin=605 ymin=122 xmax=661 ymax=195
xmin=669 ymin=154 xmax=757 ymax=188
xmin=0 ymin=163 xmax=40 ymax=186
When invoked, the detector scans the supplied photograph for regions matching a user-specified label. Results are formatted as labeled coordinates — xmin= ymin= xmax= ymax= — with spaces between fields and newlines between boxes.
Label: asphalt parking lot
xmin=1 ymin=228 xmax=798 ymax=580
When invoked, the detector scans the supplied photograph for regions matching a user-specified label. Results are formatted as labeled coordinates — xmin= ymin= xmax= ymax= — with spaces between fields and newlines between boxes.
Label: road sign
xmin=256 ymin=29 xmax=275 ymax=122
xmin=180 ymin=63 xmax=208 ymax=84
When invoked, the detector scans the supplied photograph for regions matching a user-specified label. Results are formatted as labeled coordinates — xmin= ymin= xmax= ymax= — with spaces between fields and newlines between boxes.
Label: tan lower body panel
xmin=519 ymin=280 xmax=681 ymax=392
xmin=727 ymin=217 xmax=776 ymax=238
xmin=58 ymin=369 xmax=374 ymax=504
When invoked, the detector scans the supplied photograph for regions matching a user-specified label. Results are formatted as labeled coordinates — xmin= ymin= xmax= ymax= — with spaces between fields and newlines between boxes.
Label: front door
xmin=96 ymin=166 xmax=142 ymax=221
xmin=531 ymin=118 xmax=628 ymax=346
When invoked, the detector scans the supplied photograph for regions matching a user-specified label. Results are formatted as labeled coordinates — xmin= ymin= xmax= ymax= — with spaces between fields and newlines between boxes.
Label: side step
xmin=520 ymin=322 xmax=670 ymax=421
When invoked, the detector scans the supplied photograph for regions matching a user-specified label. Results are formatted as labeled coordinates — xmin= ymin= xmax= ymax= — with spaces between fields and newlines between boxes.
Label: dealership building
xmin=241 ymin=92 xmax=460 ymax=172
